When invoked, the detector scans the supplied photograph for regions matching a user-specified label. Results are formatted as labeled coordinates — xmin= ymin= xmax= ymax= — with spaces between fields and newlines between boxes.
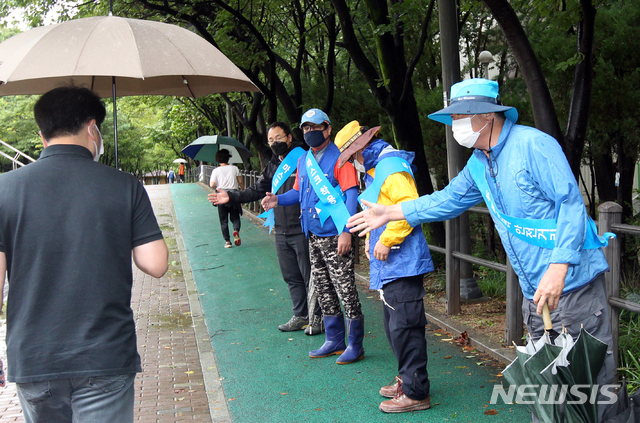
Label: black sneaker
xmin=278 ymin=315 xmax=309 ymax=332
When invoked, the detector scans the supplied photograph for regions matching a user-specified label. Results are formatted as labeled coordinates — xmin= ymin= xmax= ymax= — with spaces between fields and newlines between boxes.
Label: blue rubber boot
xmin=336 ymin=316 xmax=365 ymax=364
xmin=309 ymin=314 xmax=346 ymax=358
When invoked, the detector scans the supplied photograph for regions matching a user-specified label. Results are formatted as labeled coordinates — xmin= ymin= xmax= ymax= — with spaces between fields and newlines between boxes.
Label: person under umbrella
xmin=0 ymin=86 xmax=168 ymax=422
xmin=347 ymin=78 xmax=616 ymax=422
xmin=178 ymin=162 xmax=185 ymax=183
xmin=209 ymin=149 xmax=244 ymax=248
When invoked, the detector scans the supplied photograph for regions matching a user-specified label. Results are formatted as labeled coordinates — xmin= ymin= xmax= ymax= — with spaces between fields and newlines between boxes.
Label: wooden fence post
xmin=446 ymin=219 xmax=461 ymax=315
xmin=598 ymin=201 xmax=622 ymax=370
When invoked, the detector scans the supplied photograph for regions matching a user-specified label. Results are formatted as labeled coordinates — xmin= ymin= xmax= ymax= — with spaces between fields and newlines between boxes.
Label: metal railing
xmin=0 ymin=139 xmax=36 ymax=170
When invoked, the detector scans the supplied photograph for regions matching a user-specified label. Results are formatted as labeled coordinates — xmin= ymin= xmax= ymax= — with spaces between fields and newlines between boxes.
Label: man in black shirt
xmin=209 ymin=122 xmax=323 ymax=334
xmin=0 ymin=86 xmax=168 ymax=423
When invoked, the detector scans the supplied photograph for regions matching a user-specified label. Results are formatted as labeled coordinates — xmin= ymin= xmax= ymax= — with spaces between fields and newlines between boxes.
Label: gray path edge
xmin=169 ymin=186 xmax=233 ymax=423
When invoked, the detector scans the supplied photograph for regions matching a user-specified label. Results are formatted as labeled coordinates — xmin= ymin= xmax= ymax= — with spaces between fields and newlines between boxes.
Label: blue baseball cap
xmin=428 ymin=78 xmax=518 ymax=125
xmin=299 ymin=108 xmax=331 ymax=128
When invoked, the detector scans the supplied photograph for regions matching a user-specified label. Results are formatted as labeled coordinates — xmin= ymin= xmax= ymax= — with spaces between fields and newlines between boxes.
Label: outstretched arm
xmin=347 ymin=201 xmax=405 ymax=236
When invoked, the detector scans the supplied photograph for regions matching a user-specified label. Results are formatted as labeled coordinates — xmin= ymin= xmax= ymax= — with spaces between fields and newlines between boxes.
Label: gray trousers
xmin=274 ymin=233 xmax=319 ymax=317
xmin=523 ymin=274 xmax=615 ymax=422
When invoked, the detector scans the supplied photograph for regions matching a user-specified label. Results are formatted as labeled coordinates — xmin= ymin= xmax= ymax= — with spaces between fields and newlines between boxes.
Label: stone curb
xmin=170 ymin=185 xmax=233 ymax=422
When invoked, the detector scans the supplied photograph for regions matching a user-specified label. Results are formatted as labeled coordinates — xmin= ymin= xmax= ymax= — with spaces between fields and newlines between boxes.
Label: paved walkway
xmin=0 ymin=183 xmax=532 ymax=422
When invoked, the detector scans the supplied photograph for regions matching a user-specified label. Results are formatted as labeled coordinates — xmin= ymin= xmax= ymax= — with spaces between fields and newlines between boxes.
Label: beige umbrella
xmin=0 ymin=15 xmax=259 ymax=166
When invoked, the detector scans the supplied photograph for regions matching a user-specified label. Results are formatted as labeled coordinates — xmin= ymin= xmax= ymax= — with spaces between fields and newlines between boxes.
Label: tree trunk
xmin=563 ymin=0 xmax=597 ymax=178
xmin=331 ymin=0 xmax=445 ymax=246
xmin=593 ymin=152 xmax=615 ymax=203
xmin=482 ymin=0 xmax=564 ymax=146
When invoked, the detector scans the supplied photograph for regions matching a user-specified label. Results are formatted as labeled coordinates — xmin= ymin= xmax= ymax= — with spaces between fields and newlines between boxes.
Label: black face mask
xmin=270 ymin=141 xmax=289 ymax=156
xmin=304 ymin=130 xmax=326 ymax=148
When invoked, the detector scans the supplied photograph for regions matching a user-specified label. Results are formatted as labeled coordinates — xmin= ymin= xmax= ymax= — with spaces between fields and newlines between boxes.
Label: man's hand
xmin=364 ymin=238 xmax=370 ymax=260
xmin=337 ymin=232 xmax=352 ymax=255
xmin=208 ymin=188 xmax=230 ymax=205
xmin=533 ymin=263 xmax=569 ymax=314
xmin=373 ymin=241 xmax=391 ymax=261
xmin=261 ymin=192 xmax=278 ymax=211
xmin=347 ymin=200 xmax=391 ymax=236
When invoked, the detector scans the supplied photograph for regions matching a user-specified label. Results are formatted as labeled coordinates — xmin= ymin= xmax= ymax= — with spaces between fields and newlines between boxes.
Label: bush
xmin=618 ymin=308 xmax=640 ymax=394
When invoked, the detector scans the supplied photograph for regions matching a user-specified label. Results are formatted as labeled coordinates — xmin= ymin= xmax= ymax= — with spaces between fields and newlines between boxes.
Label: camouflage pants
xmin=308 ymin=233 xmax=362 ymax=319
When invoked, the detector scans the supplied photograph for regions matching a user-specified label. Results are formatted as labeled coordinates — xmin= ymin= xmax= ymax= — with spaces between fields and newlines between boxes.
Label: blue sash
xmin=358 ymin=157 xmax=413 ymax=208
xmin=467 ymin=155 xmax=615 ymax=249
xmin=257 ymin=147 xmax=305 ymax=233
xmin=305 ymin=150 xmax=350 ymax=232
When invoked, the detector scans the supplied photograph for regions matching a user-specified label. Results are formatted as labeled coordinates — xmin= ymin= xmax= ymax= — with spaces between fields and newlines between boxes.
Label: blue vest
xmin=298 ymin=143 xmax=343 ymax=237
xmin=367 ymin=175 xmax=434 ymax=289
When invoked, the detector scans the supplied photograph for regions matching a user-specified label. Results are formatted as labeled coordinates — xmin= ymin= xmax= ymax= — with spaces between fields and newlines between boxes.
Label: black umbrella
xmin=602 ymin=377 xmax=640 ymax=423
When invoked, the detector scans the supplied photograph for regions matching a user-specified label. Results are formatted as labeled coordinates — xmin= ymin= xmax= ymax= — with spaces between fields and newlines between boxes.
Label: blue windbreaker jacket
xmin=401 ymin=119 xmax=609 ymax=300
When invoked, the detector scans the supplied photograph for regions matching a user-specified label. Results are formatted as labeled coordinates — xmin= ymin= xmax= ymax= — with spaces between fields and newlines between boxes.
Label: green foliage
xmin=618 ymin=309 xmax=640 ymax=394
xmin=474 ymin=267 xmax=506 ymax=300
xmin=587 ymin=0 xmax=640 ymax=164
xmin=0 ymin=95 xmax=41 ymax=170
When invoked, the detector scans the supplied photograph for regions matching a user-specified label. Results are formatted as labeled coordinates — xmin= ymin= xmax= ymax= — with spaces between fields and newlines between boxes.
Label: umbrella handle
xmin=542 ymin=302 xmax=553 ymax=331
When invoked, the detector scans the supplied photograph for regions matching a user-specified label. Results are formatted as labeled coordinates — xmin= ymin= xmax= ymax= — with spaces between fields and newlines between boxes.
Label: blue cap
xmin=300 ymin=108 xmax=331 ymax=128
xmin=428 ymin=78 xmax=518 ymax=125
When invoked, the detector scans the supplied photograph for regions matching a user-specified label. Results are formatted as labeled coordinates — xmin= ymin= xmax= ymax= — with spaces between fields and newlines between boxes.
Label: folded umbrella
xmin=503 ymin=305 xmax=610 ymax=423
xmin=602 ymin=377 xmax=640 ymax=423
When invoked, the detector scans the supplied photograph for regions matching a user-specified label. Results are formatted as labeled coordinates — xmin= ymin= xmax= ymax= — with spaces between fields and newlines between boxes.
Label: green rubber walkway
xmin=170 ymin=183 xmax=531 ymax=423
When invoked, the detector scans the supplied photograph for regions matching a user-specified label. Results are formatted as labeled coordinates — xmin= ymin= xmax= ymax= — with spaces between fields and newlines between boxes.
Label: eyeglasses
xmin=267 ymin=134 xmax=288 ymax=144
xmin=301 ymin=123 xmax=326 ymax=133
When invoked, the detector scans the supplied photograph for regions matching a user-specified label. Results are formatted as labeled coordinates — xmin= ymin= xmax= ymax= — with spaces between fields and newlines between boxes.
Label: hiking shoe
xmin=278 ymin=315 xmax=309 ymax=332
xmin=379 ymin=376 xmax=402 ymax=398
xmin=233 ymin=231 xmax=241 ymax=246
xmin=304 ymin=315 xmax=325 ymax=336
xmin=224 ymin=241 xmax=233 ymax=248
xmin=379 ymin=394 xmax=431 ymax=414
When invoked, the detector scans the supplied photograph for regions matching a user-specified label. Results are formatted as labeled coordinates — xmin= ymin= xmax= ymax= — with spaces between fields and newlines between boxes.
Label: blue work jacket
xmin=401 ymin=119 xmax=609 ymax=300
xmin=363 ymin=140 xmax=434 ymax=289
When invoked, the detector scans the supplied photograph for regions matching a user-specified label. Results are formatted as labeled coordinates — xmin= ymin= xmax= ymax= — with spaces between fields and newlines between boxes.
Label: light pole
xmin=478 ymin=50 xmax=494 ymax=79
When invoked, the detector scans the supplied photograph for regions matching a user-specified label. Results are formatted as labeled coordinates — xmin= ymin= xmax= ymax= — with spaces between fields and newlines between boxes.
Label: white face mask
xmin=451 ymin=115 xmax=488 ymax=149
xmin=89 ymin=124 xmax=104 ymax=162
xmin=353 ymin=157 xmax=366 ymax=173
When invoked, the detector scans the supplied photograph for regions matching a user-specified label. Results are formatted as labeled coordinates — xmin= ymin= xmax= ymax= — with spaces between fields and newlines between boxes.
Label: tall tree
xmin=482 ymin=0 xmax=597 ymax=180
xmin=331 ymin=0 xmax=445 ymax=245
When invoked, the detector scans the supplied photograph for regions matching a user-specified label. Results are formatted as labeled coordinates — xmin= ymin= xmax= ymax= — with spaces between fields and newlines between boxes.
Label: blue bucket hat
xmin=300 ymin=108 xmax=331 ymax=128
xmin=428 ymin=78 xmax=518 ymax=125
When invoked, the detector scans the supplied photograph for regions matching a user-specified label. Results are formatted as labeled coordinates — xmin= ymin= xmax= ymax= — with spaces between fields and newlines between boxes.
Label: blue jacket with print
xmin=401 ymin=119 xmax=608 ymax=300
